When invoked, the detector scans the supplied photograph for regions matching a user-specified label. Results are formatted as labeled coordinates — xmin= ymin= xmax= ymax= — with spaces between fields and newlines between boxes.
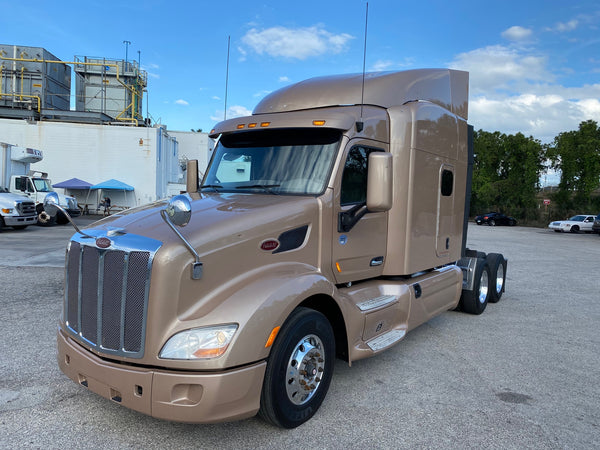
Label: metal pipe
xmin=0 ymin=54 xmax=143 ymax=123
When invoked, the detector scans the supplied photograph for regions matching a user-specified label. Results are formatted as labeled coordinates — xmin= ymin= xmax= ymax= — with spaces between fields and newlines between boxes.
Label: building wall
xmin=168 ymin=130 xmax=214 ymax=178
xmin=0 ymin=118 xmax=180 ymax=207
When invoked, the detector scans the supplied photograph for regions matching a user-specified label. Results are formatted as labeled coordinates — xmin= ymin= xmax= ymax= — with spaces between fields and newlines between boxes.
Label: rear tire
xmin=459 ymin=257 xmax=490 ymax=315
xmin=259 ymin=307 xmax=335 ymax=428
xmin=486 ymin=253 xmax=507 ymax=303
xmin=489 ymin=219 xmax=496 ymax=226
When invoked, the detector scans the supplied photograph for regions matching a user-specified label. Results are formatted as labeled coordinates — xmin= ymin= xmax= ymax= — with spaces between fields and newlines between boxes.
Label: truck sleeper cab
xmin=56 ymin=69 xmax=507 ymax=428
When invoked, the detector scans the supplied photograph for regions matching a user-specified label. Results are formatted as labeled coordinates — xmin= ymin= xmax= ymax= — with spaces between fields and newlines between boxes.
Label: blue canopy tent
xmin=90 ymin=179 xmax=135 ymax=212
xmin=52 ymin=178 xmax=94 ymax=212
xmin=52 ymin=178 xmax=94 ymax=190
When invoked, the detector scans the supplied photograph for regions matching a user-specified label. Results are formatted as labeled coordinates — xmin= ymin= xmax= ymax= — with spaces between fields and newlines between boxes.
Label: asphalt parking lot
xmin=1 ymin=220 xmax=599 ymax=448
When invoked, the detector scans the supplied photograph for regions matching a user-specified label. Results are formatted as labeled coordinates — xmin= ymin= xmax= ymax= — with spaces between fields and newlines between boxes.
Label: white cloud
xmin=241 ymin=25 xmax=354 ymax=60
xmin=212 ymin=96 xmax=221 ymax=100
xmin=279 ymin=76 xmax=290 ymax=82
xmin=175 ymin=99 xmax=189 ymax=106
xmin=501 ymin=26 xmax=533 ymax=41
xmin=451 ymin=45 xmax=553 ymax=93
xmin=450 ymin=45 xmax=600 ymax=142
xmin=547 ymin=20 xmax=579 ymax=33
xmin=210 ymin=105 xmax=253 ymax=122
xmin=370 ymin=58 xmax=414 ymax=72
xmin=253 ymin=89 xmax=272 ymax=98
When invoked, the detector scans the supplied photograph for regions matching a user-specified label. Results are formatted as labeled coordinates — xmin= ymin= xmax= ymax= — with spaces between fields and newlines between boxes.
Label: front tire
xmin=259 ymin=307 xmax=335 ymax=428
xmin=570 ymin=225 xmax=579 ymax=233
xmin=489 ymin=219 xmax=496 ymax=226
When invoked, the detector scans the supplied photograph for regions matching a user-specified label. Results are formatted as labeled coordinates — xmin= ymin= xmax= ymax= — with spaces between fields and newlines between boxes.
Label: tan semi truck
xmin=51 ymin=69 xmax=507 ymax=428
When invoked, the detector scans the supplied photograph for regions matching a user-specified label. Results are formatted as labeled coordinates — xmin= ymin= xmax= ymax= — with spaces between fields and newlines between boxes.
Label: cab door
xmin=331 ymin=142 xmax=388 ymax=284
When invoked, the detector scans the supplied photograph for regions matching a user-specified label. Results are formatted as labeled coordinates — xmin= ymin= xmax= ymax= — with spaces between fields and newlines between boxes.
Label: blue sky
xmin=2 ymin=0 xmax=599 ymax=143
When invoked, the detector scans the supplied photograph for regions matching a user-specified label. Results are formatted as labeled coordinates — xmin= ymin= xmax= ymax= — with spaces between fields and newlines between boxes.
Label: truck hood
xmin=83 ymin=192 xmax=320 ymax=257
xmin=0 ymin=191 xmax=33 ymax=203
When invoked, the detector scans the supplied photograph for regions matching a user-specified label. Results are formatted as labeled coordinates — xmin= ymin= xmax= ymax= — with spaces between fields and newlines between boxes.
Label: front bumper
xmin=2 ymin=214 xmax=37 ymax=226
xmin=57 ymin=329 xmax=266 ymax=423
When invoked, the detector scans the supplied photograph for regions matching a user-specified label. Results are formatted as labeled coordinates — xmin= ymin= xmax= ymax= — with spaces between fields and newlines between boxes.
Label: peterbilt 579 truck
xmin=53 ymin=69 xmax=507 ymax=428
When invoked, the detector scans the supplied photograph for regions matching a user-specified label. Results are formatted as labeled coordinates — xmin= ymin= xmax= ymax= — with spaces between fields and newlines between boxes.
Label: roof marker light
xmin=313 ymin=120 xmax=326 ymax=126
xmin=248 ymin=123 xmax=257 ymax=128
xmin=260 ymin=122 xmax=271 ymax=128
xmin=237 ymin=124 xmax=245 ymax=129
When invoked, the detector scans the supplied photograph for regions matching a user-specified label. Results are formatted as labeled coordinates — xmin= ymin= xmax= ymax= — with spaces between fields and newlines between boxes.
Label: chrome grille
xmin=65 ymin=232 xmax=162 ymax=358
xmin=16 ymin=200 xmax=36 ymax=216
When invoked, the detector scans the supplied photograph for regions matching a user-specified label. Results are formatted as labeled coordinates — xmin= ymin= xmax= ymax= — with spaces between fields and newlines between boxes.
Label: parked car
xmin=475 ymin=212 xmax=517 ymax=226
xmin=548 ymin=215 xmax=596 ymax=233
xmin=592 ymin=213 xmax=600 ymax=234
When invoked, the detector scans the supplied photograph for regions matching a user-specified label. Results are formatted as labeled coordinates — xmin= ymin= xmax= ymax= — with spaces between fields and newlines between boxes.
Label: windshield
xmin=203 ymin=128 xmax=341 ymax=195
xmin=32 ymin=178 xmax=54 ymax=192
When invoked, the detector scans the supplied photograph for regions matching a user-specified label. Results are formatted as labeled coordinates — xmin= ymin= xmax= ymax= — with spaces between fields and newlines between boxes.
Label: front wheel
xmin=570 ymin=225 xmax=579 ymax=233
xmin=259 ymin=307 xmax=335 ymax=428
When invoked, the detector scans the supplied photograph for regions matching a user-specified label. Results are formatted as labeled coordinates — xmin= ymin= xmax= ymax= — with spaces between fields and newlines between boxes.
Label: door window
xmin=340 ymin=146 xmax=380 ymax=205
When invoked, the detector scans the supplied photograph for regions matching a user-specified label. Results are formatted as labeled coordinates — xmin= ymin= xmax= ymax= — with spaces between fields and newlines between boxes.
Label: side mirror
xmin=367 ymin=153 xmax=393 ymax=212
xmin=165 ymin=194 xmax=192 ymax=227
xmin=43 ymin=192 xmax=60 ymax=217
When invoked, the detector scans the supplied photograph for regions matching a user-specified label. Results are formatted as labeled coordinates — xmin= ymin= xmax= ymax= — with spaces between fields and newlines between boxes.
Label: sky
xmin=1 ymin=0 xmax=599 ymax=144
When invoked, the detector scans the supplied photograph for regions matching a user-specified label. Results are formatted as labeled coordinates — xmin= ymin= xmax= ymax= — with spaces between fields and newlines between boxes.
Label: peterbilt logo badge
xmin=95 ymin=237 xmax=112 ymax=248
xmin=260 ymin=239 xmax=280 ymax=252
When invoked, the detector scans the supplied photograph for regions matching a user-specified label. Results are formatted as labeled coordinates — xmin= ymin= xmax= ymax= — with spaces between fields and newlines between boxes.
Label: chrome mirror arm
xmin=43 ymin=193 xmax=94 ymax=239
xmin=160 ymin=209 xmax=203 ymax=280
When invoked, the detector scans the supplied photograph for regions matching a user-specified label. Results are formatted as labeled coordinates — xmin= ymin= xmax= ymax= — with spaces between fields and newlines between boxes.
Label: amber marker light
xmin=335 ymin=262 xmax=342 ymax=273
xmin=260 ymin=122 xmax=271 ymax=128
xmin=237 ymin=124 xmax=245 ymax=129
xmin=265 ymin=326 xmax=281 ymax=348
xmin=313 ymin=120 xmax=326 ymax=126
xmin=248 ymin=123 xmax=257 ymax=128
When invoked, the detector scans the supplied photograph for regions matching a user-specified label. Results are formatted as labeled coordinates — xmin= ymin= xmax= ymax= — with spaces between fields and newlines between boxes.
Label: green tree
xmin=472 ymin=130 xmax=545 ymax=220
xmin=547 ymin=120 xmax=600 ymax=212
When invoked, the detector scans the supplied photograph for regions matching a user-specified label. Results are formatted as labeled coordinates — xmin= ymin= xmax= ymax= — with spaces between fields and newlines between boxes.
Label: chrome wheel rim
xmin=285 ymin=334 xmax=325 ymax=405
xmin=495 ymin=264 xmax=504 ymax=294
xmin=478 ymin=270 xmax=489 ymax=304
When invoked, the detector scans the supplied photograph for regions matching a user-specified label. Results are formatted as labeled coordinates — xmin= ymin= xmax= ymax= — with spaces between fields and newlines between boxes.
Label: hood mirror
xmin=43 ymin=192 xmax=60 ymax=217
xmin=165 ymin=194 xmax=192 ymax=227
xmin=160 ymin=194 xmax=202 ymax=280
xmin=43 ymin=192 xmax=94 ymax=239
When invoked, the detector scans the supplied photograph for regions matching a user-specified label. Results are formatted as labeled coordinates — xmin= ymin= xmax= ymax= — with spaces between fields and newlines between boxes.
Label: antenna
xmin=224 ymin=36 xmax=231 ymax=121
xmin=357 ymin=2 xmax=369 ymax=133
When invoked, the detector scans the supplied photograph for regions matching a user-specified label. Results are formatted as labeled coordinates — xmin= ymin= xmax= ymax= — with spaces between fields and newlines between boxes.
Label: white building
xmin=0 ymin=118 xmax=212 ymax=209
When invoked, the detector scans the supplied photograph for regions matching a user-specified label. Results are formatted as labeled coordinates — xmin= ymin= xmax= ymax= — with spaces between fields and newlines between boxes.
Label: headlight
xmin=159 ymin=324 xmax=238 ymax=360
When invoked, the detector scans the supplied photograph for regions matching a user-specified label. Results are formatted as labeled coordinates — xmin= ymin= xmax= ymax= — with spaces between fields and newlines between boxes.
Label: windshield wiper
xmin=200 ymin=184 xmax=223 ymax=191
xmin=235 ymin=184 xmax=280 ymax=194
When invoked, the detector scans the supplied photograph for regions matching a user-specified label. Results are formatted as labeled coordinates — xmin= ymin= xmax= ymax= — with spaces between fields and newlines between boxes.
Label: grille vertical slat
xmin=64 ymin=232 xmax=159 ymax=359
xmin=123 ymin=251 xmax=150 ymax=352
xmin=101 ymin=251 xmax=126 ymax=350
xmin=66 ymin=242 xmax=81 ymax=330
xmin=80 ymin=246 xmax=99 ymax=344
